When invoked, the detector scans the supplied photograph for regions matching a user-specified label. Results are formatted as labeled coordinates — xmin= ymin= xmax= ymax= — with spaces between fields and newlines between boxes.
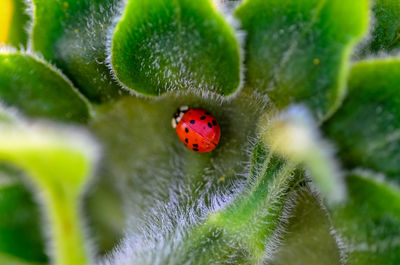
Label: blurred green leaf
xmin=357 ymin=0 xmax=400 ymax=56
xmin=262 ymin=106 xmax=345 ymax=204
xmin=324 ymin=59 xmax=400 ymax=179
xmin=269 ymin=187 xmax=342 ymax=265
xmin=0 ymin=105 xmax=18 ymax=123
xmin=0 ymin=171 xmax=47 ymax=263
xmin=83 ymin=178 xmax=126 ymax=254
xmin=331 ymin=172 xmax=400 ymax=265
xmin=0 ymin=253 xmax=44 ymax=265
xmin=0 ymin=51 xmax=91 ymax=123
xmin=0 ymin=115 xmax=99 ymax=265
xmin=31 ymin=0 xmax=125 ymax=102
xmin=110 ymin=0 xmax=241 ymax=96
xmin=0 ymin=0 xmax=30 ymax=49
xmin=235 ymin=0 xmax=369 ymax=121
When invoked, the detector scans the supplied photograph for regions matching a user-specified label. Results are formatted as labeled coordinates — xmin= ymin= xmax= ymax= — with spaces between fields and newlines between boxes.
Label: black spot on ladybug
xmin=190 ymin=120 xmax=195 ymax=124
xmin=200 ymin=116 xmax=206 ymax=120
xmin=212 ymin=120 xmax=217 ymax=126
xmin=185 ymin=128 xmax=189 ymax=133
xmin=193 ymin=144 xmax=198 ymax=147
xmin=185 ymin=138 xmax=188 ymax=143
xmin=205 ymin=111 xmax=211 ymax=115
xmin=193 ymin=148 xmax=199 ymax=151
xmin=208 ymin=122 xmax=212 ymax=128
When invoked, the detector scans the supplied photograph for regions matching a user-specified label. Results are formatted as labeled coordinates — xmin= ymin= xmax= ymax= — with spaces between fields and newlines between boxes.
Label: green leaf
xmin=324 ymin=59 xmax=400 ymax=179
xmin=0 ymin=0 xmax=30 ymax=49
xmin=110 ymin=0 xmax=241 ymax=96
xmin=90 ymin=90 xmax=270 ymax=260
xmin=104 ymin=140 xmax=306 ymax=264
xmin=0 ymin=168 xmax=47 ymax=263
xmin=256 ymin=107 xmax=346 ymax=263
xmin=261 ymin=106 xmax=345 ymax=204
xmin=235 ymin=0 xmax=369 ymax=121
xmin=95 ymin=94 xmax=344 ymax=264
xmin=0 ymin=114 xmax=99 ymax=265
xmin=31 ymin=0 xmax=125 ymax=102
xmin=269 ymin=188 xmax=342 ymax=265
xmin=0 ymin=104 xmax=18 ymax=123
xmin=92 ymin=91 xmax=261 ymax=264
xmin=357 ymin=0 xmax=400 ymax=55
xmin=90 ymin=90 xmax=266 ymax=217
xmin=331 ymin=172 xmax=400 ymax=264
xmin=190 ymin=145 xmax=299 ymax=263
xmin=0 ymin=253 xmax=44 ymax=265
xmin=83 ymin=177 xmax=126 ymax=254
xmin=0 ymin=50 xmax=91 ymax=123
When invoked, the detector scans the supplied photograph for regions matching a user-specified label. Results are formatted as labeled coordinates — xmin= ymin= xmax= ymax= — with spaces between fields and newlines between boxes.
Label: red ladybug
xmin=172 ymin=106 xmax=221 ymax=153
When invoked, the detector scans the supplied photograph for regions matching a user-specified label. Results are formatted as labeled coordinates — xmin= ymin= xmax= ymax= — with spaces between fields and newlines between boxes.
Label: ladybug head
xmin=171 ymin=106 xmax=189 ymax=129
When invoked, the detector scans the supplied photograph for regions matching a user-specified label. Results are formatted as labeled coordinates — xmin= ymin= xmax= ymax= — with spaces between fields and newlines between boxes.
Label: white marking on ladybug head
xmin=179 ymin=106 xmax=189 ymax=112
xmin=176 ymin=112 xmax=185 ymax=123
xmin=171 ymin=118 xmax=177 ymax=129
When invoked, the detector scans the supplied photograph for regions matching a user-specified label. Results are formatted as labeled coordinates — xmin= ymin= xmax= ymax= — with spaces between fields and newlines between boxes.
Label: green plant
xmin=0 ymin=0 xmax=400 ymax=264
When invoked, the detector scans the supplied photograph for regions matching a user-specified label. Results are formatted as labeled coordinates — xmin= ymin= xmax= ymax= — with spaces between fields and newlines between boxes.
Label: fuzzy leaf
xmin=235 ymin=0 xmax=369 ymax=121
xmin=0 ymin=0 xmax=30 ymax=48
xmin=90 ymin=90 xmax=267 ymax=218
xmin=324 ymin=59 xmax=400 ymax=179
xmin=269 ymin=187 xmax=342 ymax=265
xmin=0 ymin=114 xmax=99 ymax=265
xmin=0 ymin=171 xmax=47 ymax=263
xmin=189 ymin=145 xmax=300 ymax=264
xmin=84 ymin=178 xmax=126 ymax=254
xmin=331 ymin=172 xmax=400 ymax=264
xmin=92 ymin=90 xmax=269 ymax=262
xmin=90 ymin=90 xmax=272 ymax=261
xmin=31 ymin=0 xmax=125 ymax=102
xmin=110 ymin=0 xmax=241 ymax=96
xmin=0 ymin=51 xmax=91 ymax=123
xmin=102 ymin=140 xmax=307 ymax=264
xmin=357 ymin=0 xmax=400 ymax=55
xmin=262 ymin=106 xmax=345 ymax=204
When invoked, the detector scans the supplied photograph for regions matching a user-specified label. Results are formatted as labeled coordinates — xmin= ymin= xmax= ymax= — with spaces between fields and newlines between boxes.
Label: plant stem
xmin=189 ymin=145 xmax=300 ymax=263
xmin=45 ymin=188 xmax=91 ymax=265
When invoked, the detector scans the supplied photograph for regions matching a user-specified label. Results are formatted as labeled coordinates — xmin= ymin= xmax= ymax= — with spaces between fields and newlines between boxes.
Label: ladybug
xmin=172 ymin=106 xmax=221 ymax=153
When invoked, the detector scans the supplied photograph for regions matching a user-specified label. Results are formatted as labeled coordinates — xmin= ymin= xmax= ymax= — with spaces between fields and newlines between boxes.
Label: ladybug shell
xmin=176 ymin=108 xmax=221 ymax=153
